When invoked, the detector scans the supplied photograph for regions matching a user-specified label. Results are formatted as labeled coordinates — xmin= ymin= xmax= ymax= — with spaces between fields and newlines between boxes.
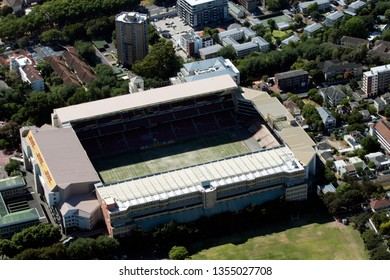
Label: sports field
xmin=93 ymin=130 xmax=255 ymax=183
xmin=190 ymin=221 xmax=368 ymax=260
xmin=261 ymin=15 xmax=292 ymax=27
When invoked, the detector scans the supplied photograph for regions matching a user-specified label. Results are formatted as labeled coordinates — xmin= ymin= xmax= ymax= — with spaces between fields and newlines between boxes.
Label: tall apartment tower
xmin=115 ymin=12 xmax=148 ymax=67
xmin=362 ymin=64 xmax=390 ymax=97
xmin=177 ymin=0 xmax=228 ymax=28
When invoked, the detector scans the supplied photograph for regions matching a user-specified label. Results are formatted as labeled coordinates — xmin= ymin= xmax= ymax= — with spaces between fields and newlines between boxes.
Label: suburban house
xmin=368 ymin=40 xmax=390 ymax=62
xmin=44 ymin=56 xmax=81 ymax=87
xmin=370 ymin=198 xmax=390 ymax=212
xmin=19 ymin=65 xmax=45 ymax=92
xmin=283 ymin=100 xmax=301 ymax=117
xmin=298 ymin=0 xmax=331 ymax=14
xmin=280 ymin=35 xmax=301 ymax=47
xmin=334 ymin=160 xmax=357 ymax=177
xmin=339 ymin=36 xmax=369 ymax=48
xmin=373 ymin=93 xmax=390 ymax=113
xmin=365 ymin=152 xmax=390 ymax=170
xmin=325 ymin=11 xmax=344 ymax=27
xmin=318 ymin=86 xmax=347 ymax=106
xmin=303 ymin=23 xmax=323 ymax=38
xmin=62 ymin=47 xmax=95 ymax=85
xmin=4 ymin=0 xmax=22 ymax=12
xmin=316 ymin=107 xmax=336 ymax=130
xmin=359 ymin=110 xmax=371 ymax=122
xmin=345 ymin=0 xmax=367 ymax=16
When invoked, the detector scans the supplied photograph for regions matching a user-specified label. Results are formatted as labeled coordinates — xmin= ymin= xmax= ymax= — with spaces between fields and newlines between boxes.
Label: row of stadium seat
xmin=81 ymin=109 xmax=238 ymax=157
xmin=73 ymin=97 xmax=235 ymax=132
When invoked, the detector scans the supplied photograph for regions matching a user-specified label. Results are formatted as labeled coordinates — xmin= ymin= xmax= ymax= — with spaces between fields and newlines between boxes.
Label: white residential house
xmin=365 ymin=152 xmax=390 ymax=170
xmin=316 ymin=107 xmax=336 ymax=130
xmin=325 ymin=11 xmax=344 ymax=27
xmin=19 ymin=65 xmax=45 ymax=92
xmin=304 ymin=23 xmax=323 ymax=38
xmin=345 ymin=0 xmax=367 ymax=16
xmin=318 ymin=86 xmax=347 ymax=107
xmin=298 ymin=0 xmax=331 ymax=14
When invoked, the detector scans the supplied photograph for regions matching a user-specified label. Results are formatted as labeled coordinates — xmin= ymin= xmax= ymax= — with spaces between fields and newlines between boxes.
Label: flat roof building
xmin=274 ymin=69 xmax=309 ymax=91
xmin=178 ymin=56 xmax=240 ymax=84
xmin=362 ymin=64 xmax=390 ymax=96
xmin=20 ymin=125 xmax=102 ymax=232
xmin=177 ymin=0 xmax=228 ymax=28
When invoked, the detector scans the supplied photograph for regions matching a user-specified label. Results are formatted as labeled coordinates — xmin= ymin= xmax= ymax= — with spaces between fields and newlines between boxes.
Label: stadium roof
xmin=241 ymin=88 xmax=316 ymax=166
xmin=97 ymin=146 xmax=304 ymax=211
xmin=53 ymin=75 xmax=238 ymax=125
xmin=0 ymin=176 xmax=26 ymax=192
xmin=26 ymin=125 xmax=100 ymax=190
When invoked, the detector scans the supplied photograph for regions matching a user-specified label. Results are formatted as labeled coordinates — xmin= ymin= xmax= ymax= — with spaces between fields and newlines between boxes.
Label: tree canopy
xmin=132 ymin=40 xmax=182 ymax=81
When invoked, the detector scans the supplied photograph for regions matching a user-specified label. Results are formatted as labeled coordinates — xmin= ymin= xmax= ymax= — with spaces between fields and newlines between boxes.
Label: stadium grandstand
xmin=22 ymin=75 xmax=316 ymax=236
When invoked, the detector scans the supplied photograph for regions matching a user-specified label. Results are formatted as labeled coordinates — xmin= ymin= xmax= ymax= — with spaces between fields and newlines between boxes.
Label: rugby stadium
xmin=21 ymin=74 xmax=316 ymax=237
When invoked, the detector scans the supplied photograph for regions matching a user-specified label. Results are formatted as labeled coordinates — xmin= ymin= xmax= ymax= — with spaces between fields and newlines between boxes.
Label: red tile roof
xmin=62 ymin=47 xmax=95 ymax=85
xmin=22 ymin=65 xmax=42 ymax=82
xmin=370 ymin=198 xmax=390 ymax=211
xmin=373 ymin=120 xmax=390 ymax=145
xmin=44 ymin=56 xmax=80 ymax=87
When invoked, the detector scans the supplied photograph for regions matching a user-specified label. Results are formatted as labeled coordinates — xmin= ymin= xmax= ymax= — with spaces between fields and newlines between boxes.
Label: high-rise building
xmin=362 ymin=64 xmax=390 ymax=97
xmin=177 ymin=0 xmax=228 ymax=28
xmin=115 ymin=12 xmax=148 ymax=67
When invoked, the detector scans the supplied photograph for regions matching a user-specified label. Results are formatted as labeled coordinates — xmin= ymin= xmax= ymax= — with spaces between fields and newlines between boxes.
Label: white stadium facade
xmin=21 ymin=75 xmax=316 ymax=237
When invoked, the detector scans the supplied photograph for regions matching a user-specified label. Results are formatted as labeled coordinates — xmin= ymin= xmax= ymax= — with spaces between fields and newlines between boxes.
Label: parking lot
xmin=153 ymin=15 xmax=193 ymax=38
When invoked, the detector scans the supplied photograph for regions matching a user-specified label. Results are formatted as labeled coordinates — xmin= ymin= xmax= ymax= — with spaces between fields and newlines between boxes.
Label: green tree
xmin=322 ymin=192 xmax=343 ymax=214
xmin=384 ymin=106 xmax=390 ymax=118
xmin=217 ymin=45 xmax=237 ymax=61
xmin=267 ymin=19 xmax=277 ymax=32
xmin=11 ymin=224 xmax=61 ymax=251
xmin=342 ymin=17 xmax=368 ymax=39
xmin=95 ymin=236 xmax=120 ymax=260
xmin=360 ymin=136 xmax=381 ymax=154
xmin=307 ymin=2 xmax=319 ymax=14
xmin=361 ymin=230 xmax=382 ymax=251
xmin=67 ymin=238 xmax=96 ymax=260
xmin=132 ymin=40 xmax=181 ymax=80
xmin=39 ymin=29 xmax=65 ymax=44
xmin=74 ymin=40 xmax=96 ymax=64
xmin=168 ymin=246 xmax=189 ymax=260
xmin=0 ymin=239 xmax=18 ymax=258
xmin=17 ymin=36 xmax=30 ymax=49
xmin=148 ymin=24 xmax=161 ymax=46
xmin=63 ymin=23 xmax=87 ymax=43
xmin=379 ymin=220 xmax=390 ymax=235
xmin=252 ymin=24 xmax=267 ymax=37
xmin=24 ymin=91 xmax=65 ymax=126
xmin=13 ymin=243 xmax=67 ymax=260
xmin=266 ymin=0 xmax=281 ymax=11
xmin=347 ymin=110 xmax=363 ymax=125
xmin=4 ymin=160 xmax=20 ymax=176
xmin=0 ymin=5 xmax=13 ymax=17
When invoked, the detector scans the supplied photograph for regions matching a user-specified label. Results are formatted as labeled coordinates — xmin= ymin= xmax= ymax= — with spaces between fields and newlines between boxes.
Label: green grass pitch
xmin=93 ymin=130 xmax=253 ymax=183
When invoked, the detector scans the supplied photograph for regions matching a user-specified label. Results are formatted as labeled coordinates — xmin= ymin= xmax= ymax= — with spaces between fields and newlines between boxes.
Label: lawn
xmin=94 ymin=130 xmax=252 ymax=183
xmin=190 ymin=221 xmax=368 ymax=260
